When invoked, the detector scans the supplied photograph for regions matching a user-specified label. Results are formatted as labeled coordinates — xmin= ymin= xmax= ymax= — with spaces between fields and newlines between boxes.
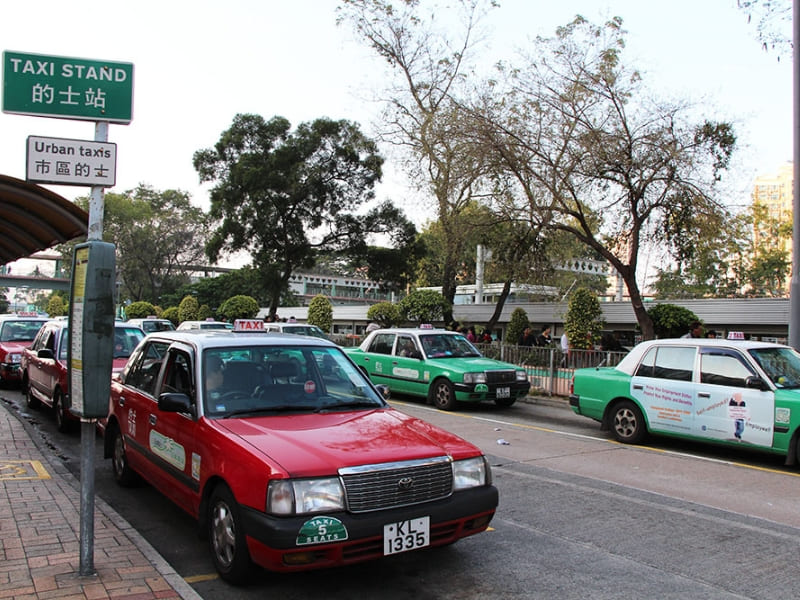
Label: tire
xmin=430 ymin=379 xmax=457 ymax=411
xmin=208 ymin=484 xmax=253 ymax=585
xmin=53 ymin=391 xmax=72 ymax=433
xmin=609 ymin=400 xmax=647 ymax=444
xmin=24 ymin=377 xmax=41 ymax=410
xmin=494 ymin=396 xmax=516 ymax=408
xmin=111 ymin=426 xmax=140 ymax=487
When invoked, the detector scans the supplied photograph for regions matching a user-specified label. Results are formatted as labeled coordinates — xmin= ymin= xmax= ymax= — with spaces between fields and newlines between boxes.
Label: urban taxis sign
xmin=2 ymin=51 xmax=134 ymax=123
xmin=26 ymin=135 xmax=116 ymax=187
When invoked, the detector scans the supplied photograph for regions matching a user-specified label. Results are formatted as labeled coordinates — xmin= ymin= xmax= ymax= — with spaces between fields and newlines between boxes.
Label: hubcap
xmin=614 ymin=408 xmax=636 ymax=438
xmin=211 ymin=501 xmax=236 ymax=568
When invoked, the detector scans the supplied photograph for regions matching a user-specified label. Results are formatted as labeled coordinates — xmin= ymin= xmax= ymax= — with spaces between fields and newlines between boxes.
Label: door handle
xmin=633 ymin=384 xmax=643 ymax=390
xmin=698 ymin=392 xmax=710 ymax=398
xmin=149 ymin=414 xmax=157 ymax=426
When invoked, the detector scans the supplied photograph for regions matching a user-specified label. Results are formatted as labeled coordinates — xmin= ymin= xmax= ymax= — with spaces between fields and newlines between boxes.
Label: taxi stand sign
xmin=2 ymin=50 xmax=134 ymax=123
xmin=26 ymin=135 xmax=116 ymax=187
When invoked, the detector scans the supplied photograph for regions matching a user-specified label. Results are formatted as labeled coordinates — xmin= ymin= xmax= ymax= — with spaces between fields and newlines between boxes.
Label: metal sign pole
xmin=79 ymin=120 xmax=108 ymax=576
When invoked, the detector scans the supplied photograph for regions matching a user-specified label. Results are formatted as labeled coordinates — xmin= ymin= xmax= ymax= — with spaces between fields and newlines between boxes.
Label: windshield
xmin=419 ymin=333 xmax=482 ymax=359
xmin=0 ymin=320 xmax=44 ymax=342
xmin=203 ymin=345 xmax=385 ymax=418
xmin=114 ymin=326 xmax=146 ymax=358
xmin=749 ymin=347 xmax=800 ymax=389
xmin=284 ymin=325 xmax=329 ymax=339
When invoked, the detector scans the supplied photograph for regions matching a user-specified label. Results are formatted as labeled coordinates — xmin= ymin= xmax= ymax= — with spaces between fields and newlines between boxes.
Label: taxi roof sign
xmin=727 ymin=331 xmax=745 ymax=340
xmin=234 ymin=319 xmax=264 ymax=332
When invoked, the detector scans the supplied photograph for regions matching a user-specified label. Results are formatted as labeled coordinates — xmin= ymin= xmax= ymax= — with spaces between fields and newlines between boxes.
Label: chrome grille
xmin=340 ymin=456 xmax=453 ymax=513
xmin=486 ymin=370 xmax=516 ymax=384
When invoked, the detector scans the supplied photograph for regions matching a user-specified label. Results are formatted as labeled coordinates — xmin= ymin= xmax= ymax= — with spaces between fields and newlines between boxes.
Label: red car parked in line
xmin=21 ymin=319 xmax=145 ymax=432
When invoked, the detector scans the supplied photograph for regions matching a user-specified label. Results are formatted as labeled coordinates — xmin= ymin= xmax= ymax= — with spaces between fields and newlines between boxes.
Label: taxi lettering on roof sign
xmin=233 ymin=319 xmax=264 ymax=331
xmin=103 ymin=328 xmax=497 ymax=583
xmin=727 ymin=331 xmax=745 ymax=340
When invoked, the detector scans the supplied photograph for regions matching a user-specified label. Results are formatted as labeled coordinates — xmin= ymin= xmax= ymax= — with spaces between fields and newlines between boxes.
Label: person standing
xmin=559 ymin=332 xmax=570 ymax=367
xmin=681 ymin=321 xmax=704 ymax=339
xmin=535 ymin=326 xmax=552 ymax=347
xmin=518 ymin=326 xmax=534 ymax=347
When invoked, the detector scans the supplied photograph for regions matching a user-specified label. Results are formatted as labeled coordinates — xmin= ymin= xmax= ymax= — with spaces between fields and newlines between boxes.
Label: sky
xmin=1 ymin=0 xmax=793 ymax=275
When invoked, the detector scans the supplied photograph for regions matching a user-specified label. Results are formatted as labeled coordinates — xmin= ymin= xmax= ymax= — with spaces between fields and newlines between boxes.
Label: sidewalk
xmin=0 ymin=398 xmax=201 ymax=600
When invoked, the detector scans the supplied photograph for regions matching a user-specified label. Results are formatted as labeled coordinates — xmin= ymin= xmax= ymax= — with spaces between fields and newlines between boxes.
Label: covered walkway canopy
xmin=0 ymin=174 xmax=88 ymax=265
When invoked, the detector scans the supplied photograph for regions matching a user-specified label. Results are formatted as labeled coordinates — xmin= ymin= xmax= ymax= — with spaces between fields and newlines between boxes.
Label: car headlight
xmin=267 ymin=478 xmax=345 ymax=515
xmin=463 ymin=372 xmax=487 ymax=384
xmin=9 ymin=353 xmax=21 ymax=364
xmin=516 ymin=370 xmax=527 ymax=382
xmin=452 ymin=456 xmax=491 ymax=490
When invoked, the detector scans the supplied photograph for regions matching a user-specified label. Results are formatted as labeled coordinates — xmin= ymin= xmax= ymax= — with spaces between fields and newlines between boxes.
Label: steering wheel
xmin=219 ymin=391 xmax=252 ymax=402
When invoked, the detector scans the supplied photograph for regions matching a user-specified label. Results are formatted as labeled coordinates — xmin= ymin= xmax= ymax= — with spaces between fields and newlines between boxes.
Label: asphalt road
xmin=3 ymin=387 xmax=800 ymax=599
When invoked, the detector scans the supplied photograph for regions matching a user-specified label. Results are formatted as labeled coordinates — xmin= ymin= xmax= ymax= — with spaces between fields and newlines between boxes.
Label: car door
xmin=695 ymin=347 xmax=774 ymax=447
xmin=387 ymin=334 xmax=428 ymax=396
xmin=361 ymin=332 xmax=397 ymax=386
xmin=630 ymin=345 xmax=697 ymax=435
xmin=28 ymin=325 xmax=56 ymax=401
xmin=143 ymin=346 xmax=199 ymax=513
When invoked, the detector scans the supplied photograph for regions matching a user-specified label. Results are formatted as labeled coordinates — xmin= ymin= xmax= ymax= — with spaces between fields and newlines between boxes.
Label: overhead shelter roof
xmin=0 ymin=174 xmax=88 ymax=265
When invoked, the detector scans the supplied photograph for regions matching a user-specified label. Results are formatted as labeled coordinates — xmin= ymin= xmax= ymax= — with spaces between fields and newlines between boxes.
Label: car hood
xmin=1 ymin=341 xmax=33 ymax=354
xmin=214 ymin=408 xmax=479 ymax=477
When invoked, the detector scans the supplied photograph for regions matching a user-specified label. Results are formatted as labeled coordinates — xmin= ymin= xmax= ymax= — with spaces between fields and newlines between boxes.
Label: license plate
xmin=496 ymin=387 xmax=510 ymax=398
xmin=383 ymin=516 xmax=430 ymax=555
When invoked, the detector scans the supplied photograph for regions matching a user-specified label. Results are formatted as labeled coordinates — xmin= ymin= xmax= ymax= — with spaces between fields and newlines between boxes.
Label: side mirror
xmin=158 ymin=392 xmax=193 ymax=415
xmin=745 ymin=376 xmax=769 ymax=391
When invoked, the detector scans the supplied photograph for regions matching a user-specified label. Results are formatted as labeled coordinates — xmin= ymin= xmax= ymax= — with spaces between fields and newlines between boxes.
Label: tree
xmin=338 ymin=0 xmax=495 ymax=326
xmin=471 ymin=16 xmax=735 ymax=340
xmin=307 ymin=294 xmax=333 ymax=333
xmin=366 ymin=301 xmax=402 ymax=327
xmin=125 ymin=301 xmax=158 ymax=319
xmin=563 ymin=288 xmax=603 ymax=350
xmin=162 ymin=306 xmax=179 ymax=326
xmin=217 ymin=295 xmax=259 ymax=321
xmin=194 ymin=114 xmax=411 ymax=318
xmin=46 ymin=294 xmax=67 ymax=317
xmin=178 ymin=295 xmax=200 ymax=323
xmin=737 ymin=0 xmax=792 ymax=57
xmin=398 ymin=289 xmax=451 ymax=324
xmin=647 ymin=303 xmax=700 ymax=339
xmin=506 ymin=307 xmax=530 ymax=347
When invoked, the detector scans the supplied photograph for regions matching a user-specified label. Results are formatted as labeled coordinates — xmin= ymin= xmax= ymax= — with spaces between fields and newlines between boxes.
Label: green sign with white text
xmin=2 ymin=51 xmax=134 ymax=123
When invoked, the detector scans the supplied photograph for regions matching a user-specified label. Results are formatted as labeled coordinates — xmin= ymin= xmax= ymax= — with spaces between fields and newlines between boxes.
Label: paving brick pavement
xmin=0 ymin=399 xmax=202 ymax=600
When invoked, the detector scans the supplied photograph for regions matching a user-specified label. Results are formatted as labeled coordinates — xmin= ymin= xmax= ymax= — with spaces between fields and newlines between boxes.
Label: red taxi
xmin=0 ymin=313 xmax=49 ymax=386
xmin=104 ymin=320 xmax=498 ymax=584
xmin=21 ymin=320 xmax=145 ymax=432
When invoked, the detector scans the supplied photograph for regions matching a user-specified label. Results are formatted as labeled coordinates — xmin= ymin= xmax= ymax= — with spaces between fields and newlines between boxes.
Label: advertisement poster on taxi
xmin=630 ymin=378 xmax=774 ymax=447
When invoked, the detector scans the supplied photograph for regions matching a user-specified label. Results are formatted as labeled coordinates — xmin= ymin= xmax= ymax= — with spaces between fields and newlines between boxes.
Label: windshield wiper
xmin=221 ymin=404 xmax=320 ymax=418
xmin=319 ymin=400 xmax=383 ymax=411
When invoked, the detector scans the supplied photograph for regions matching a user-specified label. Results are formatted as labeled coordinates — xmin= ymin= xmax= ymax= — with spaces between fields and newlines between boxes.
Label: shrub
xmin=506 ymin=307 xmax=530 ymax=347
xmin=125 ymin=301 xmax=157 ymax=319
xmin=307 ymin=294 xmax=333 ymax=333
xmin=162 ymin=306 xmax=179 ymax=326
xmin=398 ymin=289 xmax=450 ymax=325
xmin=178 ymin=295 xmax=199 ymax=323
xmin=217 ymin=295 xmax=259 ymax=321
xmin=647 ymin=303 xmax=700 ymax=339
xmin=564 ymin=288 xmax=604 ymax=350
xmin=366 ymin=301 xmax=402 ymax=327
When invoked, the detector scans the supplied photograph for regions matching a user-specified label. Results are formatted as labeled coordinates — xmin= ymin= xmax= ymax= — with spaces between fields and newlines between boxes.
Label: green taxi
xmin=569 ymin=338 xmax=800 ymax=464
xmin=346 ymin=327 xmax=530 ymax=410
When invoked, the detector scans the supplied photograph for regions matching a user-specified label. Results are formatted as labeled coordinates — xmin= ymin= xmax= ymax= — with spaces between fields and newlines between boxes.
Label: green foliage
xmin=161 ymin=267 xmax=267 ymax=313
xmin=46 ymin=295 xmax=67 ymax=317
xmin=366 ymin=301 xmax=402 ymax=327
xmin=162 ymin=306 xmax=179 ymax=325
xmin=647 ymin=303 xmax=700 ymax=339
xmin=178 ymin=295 xmax=200 ymax=322
xmin=397 ymin=290 xmax=451 ymax=325
xmin=563 ymin=288 xmax=604 ymax=350
xmin=217 ymin=295 xmax=259 ymax=321
xmin=198 ymin=304 xmax=214 ymax=320
xmin=125 ymin=301 xmax=157 ymax=319
xmin=307 ymin=295 xmax=333 ymax=332
xmin=194 ymin=113 xmax=413 ymax=318
xmin=506 ymin=308 xmax=530 ymax=347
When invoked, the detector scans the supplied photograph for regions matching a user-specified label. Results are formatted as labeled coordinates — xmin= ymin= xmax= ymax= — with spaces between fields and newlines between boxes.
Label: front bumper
xmin=0 ymin=363 xmax=22 ymax=383
xmin=241 ymin=484 xmax=498 ymax=572
xmin=454 ymin=380 xmax=531 ymax=401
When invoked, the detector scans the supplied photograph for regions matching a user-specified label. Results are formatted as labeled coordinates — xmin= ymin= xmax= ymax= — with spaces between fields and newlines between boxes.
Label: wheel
xmin=24 ymin=377 xmax=41 ymax=410
xmin=208 ymin=483 xmax=252 ymax=585
xmin=430 ymin=379 xmax=457 ymax=411
xmin=609 ymin=400 xmax=647 ymax=444
xmin=53 ymin=391 xmax=72 ymax=433
xmin=111 ymin=426 xmax=140 ymax=487
xmin=494 ymin=396 xmax=516 ymax=408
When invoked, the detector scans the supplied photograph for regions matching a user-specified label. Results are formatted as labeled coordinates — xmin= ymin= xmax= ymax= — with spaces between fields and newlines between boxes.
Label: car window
xmin=203 ymin=345 xmax=384 ymax=418
xmin=163 ymin=350 xmax=193 ymax=398
xmin=113 ymin=326 xmax=146 ymax=358
xmin=750 ymin=347 xmax=800 ymax=389
xmin=419 ymin=334 xmax=480 ymax=358
xmin=368 ymin=333 xmax=395 ymax=355
xmin=700 ymin=350 xmax=756 ymax=388
xmin=124 ymin=340 xmax=170 ymax=396
xmin=0 ymin=320 xmax=45 ymax=341
xmin=635 ymin=346 xmax=695 ymax=381
xmin=395 ymin=335 xmax=418 ymax=357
